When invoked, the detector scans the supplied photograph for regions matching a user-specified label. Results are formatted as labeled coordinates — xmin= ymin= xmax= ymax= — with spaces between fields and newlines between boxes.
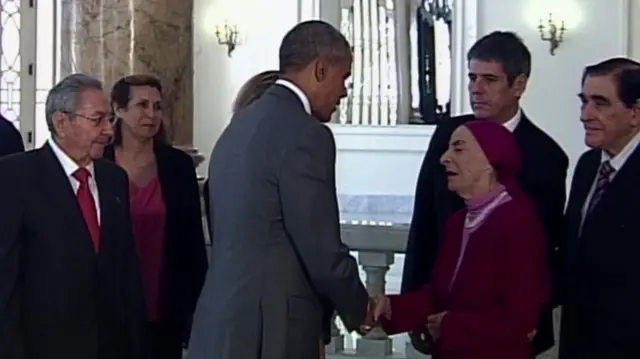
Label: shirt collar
xmin=601 ymin=130 xmax=640 ymax=171
xmin=47 ymin=138 xmax=95 ymax=178
xmin=274 ymin=79 xmax=311 ymax=115
xmin=503 ymin=108 xmax=522 ymax=132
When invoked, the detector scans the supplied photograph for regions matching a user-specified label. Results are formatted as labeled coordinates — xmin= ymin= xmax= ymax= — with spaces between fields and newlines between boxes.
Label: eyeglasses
xmin=63 ymin=111 xmax=117 ymax=127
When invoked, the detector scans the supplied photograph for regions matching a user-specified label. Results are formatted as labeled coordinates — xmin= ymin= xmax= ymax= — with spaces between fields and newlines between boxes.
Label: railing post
xmin=356 ymin=251 xmax=394 ymax=357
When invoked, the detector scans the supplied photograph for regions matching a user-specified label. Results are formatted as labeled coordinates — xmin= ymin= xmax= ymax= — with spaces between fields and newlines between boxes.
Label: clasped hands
xmin=358 ymin=295 xmax=448 ymax=340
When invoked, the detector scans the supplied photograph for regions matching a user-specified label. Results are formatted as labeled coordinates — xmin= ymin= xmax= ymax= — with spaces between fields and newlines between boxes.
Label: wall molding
xmin=329 ymin=124 xmax=435 ymax=153
xmin=297 ymin=0 xmax=319 ymax=21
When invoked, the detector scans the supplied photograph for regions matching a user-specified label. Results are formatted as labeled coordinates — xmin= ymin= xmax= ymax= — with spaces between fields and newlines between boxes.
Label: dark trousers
xmin=148 ymin=321 xmax=184 ymax=359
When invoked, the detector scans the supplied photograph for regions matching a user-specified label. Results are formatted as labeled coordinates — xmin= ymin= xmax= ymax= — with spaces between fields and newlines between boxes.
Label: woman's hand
xmin=426 ymin=311 xmax=448 ymax=341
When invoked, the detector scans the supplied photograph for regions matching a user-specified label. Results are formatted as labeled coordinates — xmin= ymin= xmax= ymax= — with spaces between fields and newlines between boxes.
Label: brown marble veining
xmin=59 ymin=0 xmax=194 ymax=146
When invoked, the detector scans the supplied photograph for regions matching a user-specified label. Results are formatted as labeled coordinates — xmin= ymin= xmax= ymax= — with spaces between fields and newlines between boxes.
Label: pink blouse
xmin=449 ymin=184 xmax=511 ymax=289
xmin=129 ymin=176 xmax=167 ymax=322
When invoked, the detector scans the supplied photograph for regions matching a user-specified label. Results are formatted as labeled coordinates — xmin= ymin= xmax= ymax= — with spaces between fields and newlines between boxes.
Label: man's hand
xmin=359 ymin=296 xmax=390 ymax=333
xmin=426 ymin=311 xmax=447 ymax=341
xmin=359 ymin=298 xmax=376 ymax=333
xmin=371 ymin=295 xmax=391 ymax=321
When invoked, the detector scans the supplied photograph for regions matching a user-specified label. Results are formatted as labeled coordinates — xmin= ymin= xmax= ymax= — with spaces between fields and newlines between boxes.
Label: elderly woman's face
xmin=440 ymin=125 xmax=491 ymax=196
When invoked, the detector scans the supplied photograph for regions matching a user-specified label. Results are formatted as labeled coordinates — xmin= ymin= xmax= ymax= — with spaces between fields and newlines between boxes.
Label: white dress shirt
xmin=275 ymin=79 xmax=311 ymax=115
xmin=503 ymin=108 xmax=522 ymax=132
xmin=580 ymin=131 xmax=640 ymax=222
xmin=47 ymin=138 xmax=101 ymax=223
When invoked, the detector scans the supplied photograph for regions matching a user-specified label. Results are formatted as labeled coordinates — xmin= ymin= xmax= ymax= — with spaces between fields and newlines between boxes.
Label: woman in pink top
xmin=104 ymin=75 xmax=208 ymax=359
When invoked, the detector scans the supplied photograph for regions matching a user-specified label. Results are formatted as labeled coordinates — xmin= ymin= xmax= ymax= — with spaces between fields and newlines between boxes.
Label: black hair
xmin=467 ymin=31 xmax=531 ymax=84
xmin=278 ymin=20 xmax=351 ymax=73
xmin=582 ymin=57 xmax=640 ymax=108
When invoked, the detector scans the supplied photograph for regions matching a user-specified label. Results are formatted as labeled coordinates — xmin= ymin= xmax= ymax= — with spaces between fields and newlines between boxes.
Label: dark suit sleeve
xmin=557 ymin=153 xmax=586 ymax=307
xmin=279 ymin=123 xmax=369 ymax=332
xmin=320 ymin=297 xmax=334 ymax=344
xmin=0 ymin=162 xmax=26 ymax=358
xmin=531 ymin=148 xmax=568 ymax=307
xmin=179 ymin=156 xmax=208 ymax=342
xmin=0 ymin=120 xmax=24 ymax=157
xmin=401 ymin=123 xmax=450 ymax=293
xmin=116 ymin=170 xmax=148 ymax=358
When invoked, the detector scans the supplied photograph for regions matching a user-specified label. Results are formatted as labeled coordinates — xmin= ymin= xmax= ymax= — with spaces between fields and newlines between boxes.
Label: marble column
xmin=59 ymin=0 xmax=204 ymax=167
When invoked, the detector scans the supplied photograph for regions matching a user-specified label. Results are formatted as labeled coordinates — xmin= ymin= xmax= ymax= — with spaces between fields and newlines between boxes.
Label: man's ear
xmin=111 ymin=103 xmax=124 ymax=118
xmin=52 ymin=111 xmax=68 ymax=138
xmin=631 ymin=98 xmax=640 ymax=127
xmin=511 ymin=74 xmax=528 ymax=98
xmin=313 ymin=59 xmax=328 ymax=83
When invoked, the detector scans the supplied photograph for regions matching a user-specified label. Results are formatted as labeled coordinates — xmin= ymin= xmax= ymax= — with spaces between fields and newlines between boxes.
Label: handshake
xmin=359 ymin=295 xmax=450 ymax=343
xmin=359 ymin=295 xmax=391 ymax=333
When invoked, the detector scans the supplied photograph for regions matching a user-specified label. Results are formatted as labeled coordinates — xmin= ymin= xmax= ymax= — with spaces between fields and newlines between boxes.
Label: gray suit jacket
xmin=187 ymin=85 xmax=369 ymax=359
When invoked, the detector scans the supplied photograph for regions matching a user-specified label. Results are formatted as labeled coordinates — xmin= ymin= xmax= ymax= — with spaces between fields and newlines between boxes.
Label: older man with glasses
xmin=0 ymin=74 xmax=147 ymax=359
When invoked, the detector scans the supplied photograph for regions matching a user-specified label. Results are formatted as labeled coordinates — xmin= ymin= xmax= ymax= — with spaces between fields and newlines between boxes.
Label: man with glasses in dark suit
xmin=0 ymin=74 xmax=147 ymax=359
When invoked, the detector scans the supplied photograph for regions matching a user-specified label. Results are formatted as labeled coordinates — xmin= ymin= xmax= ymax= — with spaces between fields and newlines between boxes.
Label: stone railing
xmin=327 ymin=222 xmax=426 ymax=359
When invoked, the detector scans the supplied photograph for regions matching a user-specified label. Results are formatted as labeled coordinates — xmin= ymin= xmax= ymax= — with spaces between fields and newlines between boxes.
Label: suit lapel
xmin=511 ymin=113 xmax=537 ymax=143
xmin=35 ymin=145 xmax=96 ymax=254
xmin=588 ymin=146 xmax=640 ymax=219
xmin=571 ymin=151 xmax=600 ymax=218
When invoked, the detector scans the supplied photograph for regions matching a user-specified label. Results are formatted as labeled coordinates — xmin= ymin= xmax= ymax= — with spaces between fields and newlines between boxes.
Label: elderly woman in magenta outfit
xmin=373 ymin=120 xmax=549 ymax=359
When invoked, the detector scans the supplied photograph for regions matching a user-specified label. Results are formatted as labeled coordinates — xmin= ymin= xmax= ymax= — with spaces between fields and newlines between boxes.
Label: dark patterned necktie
xmin=587 ymin=160 xmax=615 ymax=214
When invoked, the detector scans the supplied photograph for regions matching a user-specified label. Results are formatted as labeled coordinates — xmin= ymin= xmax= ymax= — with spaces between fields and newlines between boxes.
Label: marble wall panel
xmin=59 ymin=0 xmax=194 ymax=146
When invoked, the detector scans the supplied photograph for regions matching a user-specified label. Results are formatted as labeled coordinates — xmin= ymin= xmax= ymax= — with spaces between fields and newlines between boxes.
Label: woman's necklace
xmin=464 ymin=191 xmax=509 ymax=229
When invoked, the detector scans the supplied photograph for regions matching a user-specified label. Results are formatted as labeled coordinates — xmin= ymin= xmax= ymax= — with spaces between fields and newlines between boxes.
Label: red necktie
xmin=73 ymin=168 xmax=100 ymax=252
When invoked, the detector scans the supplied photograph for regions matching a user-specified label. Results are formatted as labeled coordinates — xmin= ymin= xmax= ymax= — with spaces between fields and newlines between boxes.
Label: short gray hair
xmin=45 ymin=73 xmax=103 ymax=133
xmin=279 ymin=20 xmax=351 ymax=73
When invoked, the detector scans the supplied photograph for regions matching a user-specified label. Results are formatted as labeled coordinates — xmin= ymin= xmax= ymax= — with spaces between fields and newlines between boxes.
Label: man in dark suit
xmin=187 ymin=21 xmax=373 ymax=359
xmin=401 ymin=31 xmax=568 ymax=356
xmin=0 ymin=74 xmax=147 ymax=359
xmin=559 ymin=58 xmax=640 ymax=359
xmin=0 ymin=114 xmax=24 ymax=156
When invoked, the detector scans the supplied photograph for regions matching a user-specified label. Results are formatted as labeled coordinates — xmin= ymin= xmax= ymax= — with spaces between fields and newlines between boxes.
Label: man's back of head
xmin=278 ymin=20 xmax=352 ymax=122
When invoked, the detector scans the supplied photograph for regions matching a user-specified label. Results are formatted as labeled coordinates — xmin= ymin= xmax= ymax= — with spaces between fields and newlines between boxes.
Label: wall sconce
xmin=537 ymin=13 xmax=566 ymax=56
xmin=215 ymin=21 xmax=240 ymax=57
